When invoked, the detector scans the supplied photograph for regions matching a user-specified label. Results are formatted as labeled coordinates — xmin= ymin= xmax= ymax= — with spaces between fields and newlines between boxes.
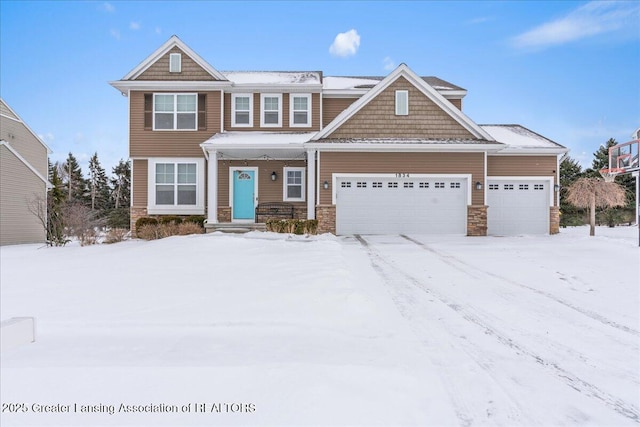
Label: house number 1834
xmin=396 ymin=173 xmax=410 ymax=178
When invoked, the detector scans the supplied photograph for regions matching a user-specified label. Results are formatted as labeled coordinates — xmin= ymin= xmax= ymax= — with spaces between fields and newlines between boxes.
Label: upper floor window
xmin=232 ymin=94 xmax=253 ymax=127
xmin=153 ymin=93 xmax=197 ymax=130
xmin=290 ymin=94 xmax=312 ymax=127
xmin=261 ymin=94 xmax=282 ymax=127
xmin=169 ymin=53 xmax=182 ymax=73
xmin=283 ymin=167 xmax=305 ymax=201
xmin=395 ymin=90 xmax=408 ymax=116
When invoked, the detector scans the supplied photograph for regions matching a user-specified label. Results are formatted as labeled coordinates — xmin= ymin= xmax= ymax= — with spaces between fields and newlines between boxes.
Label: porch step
xmin=205 ymin=223 xmax=267 ymax=234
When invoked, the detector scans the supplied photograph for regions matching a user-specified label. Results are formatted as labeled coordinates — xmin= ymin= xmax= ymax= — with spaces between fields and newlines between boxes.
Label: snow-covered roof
xmin=314 ymin=138 xmax=496 ymax=145
xmin=481 ymin=125 xmax=567 ymax=153
xmin=201 ymin=131 xmax=315 ymax=160
xmin=223 ymin=71 xmax=321 ymax=85
xmin=323 ymin=76 xmax=465 ymax=92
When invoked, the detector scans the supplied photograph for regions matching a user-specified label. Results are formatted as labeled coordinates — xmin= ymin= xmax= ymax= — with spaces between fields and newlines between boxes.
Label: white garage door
xmin=487 ymin=179 xmax=550 ymax=235
xmin=336 ymin=176 xmax=468 ymax=235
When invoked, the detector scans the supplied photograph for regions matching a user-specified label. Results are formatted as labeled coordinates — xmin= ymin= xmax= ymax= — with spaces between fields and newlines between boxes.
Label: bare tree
xmin=565 ymin=178 xmax=626 ymax=236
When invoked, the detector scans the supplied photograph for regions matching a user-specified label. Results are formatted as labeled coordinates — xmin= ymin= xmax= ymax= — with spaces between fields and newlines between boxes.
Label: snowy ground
xmin=1 ymin=226 xmax=638 ymax=426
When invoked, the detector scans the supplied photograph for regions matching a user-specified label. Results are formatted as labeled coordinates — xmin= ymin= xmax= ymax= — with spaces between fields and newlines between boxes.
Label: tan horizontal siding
xmin=319 ymin=151 xmax=484 ymax=205
xmin=217 ymin=160 xmax=307 ymax=207
xmin=0 ymin=146 xmax=47 ymax=245
xmin=0 ymin=100 xmax=19 ymax=119
xmin=328 ymin=77 xmax=474 ymax=139
xmin=448 ymin=98 xmax=462 ymax=110
xmin=323 ymin=98 xmax=358 ymax=127
xmin=130 ymin=90 xmax=220 ymax=157
xmin=488 ymin=155 xmax=559 ymax=206
xmin=132 ymin=159 xmax=148 ymax=207
xmin=0 ymin=115 xmax=48 ymax=178
xmin=136 ymin=46 xmax=218 ymax=81
xmin=224 ymin=93 xmax=320 ymax=131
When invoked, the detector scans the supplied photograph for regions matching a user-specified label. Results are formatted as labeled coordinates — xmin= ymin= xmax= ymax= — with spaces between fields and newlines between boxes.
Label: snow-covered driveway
xmin=351 ymin=231 xmax=639 ymax=426
xmin=1 ymin=226 xmax=638 ymax=426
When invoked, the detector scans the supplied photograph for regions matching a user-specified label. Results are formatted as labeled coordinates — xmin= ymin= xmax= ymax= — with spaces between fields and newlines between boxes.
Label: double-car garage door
xmin=336 ymin=176 xmax=468 ymax=235
xmin=334 ymin=175 xmax=552 ymax=236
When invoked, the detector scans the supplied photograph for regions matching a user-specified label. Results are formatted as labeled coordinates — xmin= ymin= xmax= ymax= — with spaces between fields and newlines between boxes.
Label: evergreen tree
xmin=110 ymin=159 xmax=131 ymax=209
xmin=559 ymin=156 xmax=585 ymax=226
xmin=47 ymin=161 xmax=67 ymax=245
xmin=88 ymin=152 xmax=111 ymax=212
xmin=63 ymin=153 xmax=88 ymax=204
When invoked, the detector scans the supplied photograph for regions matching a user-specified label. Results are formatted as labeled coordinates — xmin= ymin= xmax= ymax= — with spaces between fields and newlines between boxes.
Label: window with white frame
xmin=169 ymin=53 xmax=182 ymax=73
xmin=155 ymin=162 xmax=197 ymax=205
xmin=283 ymin=167 xmax=305 ymax=201
xmin=232 ymin=94 xmax=253 ymax=127
xmin=261 ymin=94 xmax=282 ymax=127
xmin=290 ymin=94 xmax=311 ymax=127
xmin=154 ymin=93 xmax=197 ymax=130
xmin=395 ymin=90 xmax=408 ymax=115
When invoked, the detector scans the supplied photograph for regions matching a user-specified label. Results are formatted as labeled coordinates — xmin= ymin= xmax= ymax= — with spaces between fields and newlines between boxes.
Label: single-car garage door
xmin=487 ymin=179 xmax=550 ymax=235
xmin=336 ymin=176 xmax=468 ymax=235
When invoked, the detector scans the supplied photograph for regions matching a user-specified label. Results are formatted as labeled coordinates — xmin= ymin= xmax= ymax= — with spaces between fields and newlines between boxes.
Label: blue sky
xmin=1 ymin=1 xmax=638 ymax=174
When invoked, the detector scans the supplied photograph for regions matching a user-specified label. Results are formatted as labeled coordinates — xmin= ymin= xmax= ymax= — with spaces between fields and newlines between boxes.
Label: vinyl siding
xmin=322 ymin=98 xmax=358 ymax=127
xmin=327 ymin=77 xmax=474 ymax=139
xmin=132 ymin=159 xmax=148 ymax=207
xmin=448 ymin=98 xmax=462 ymax=110
xmin=223 ymin=93 xmax=321 ymax=131
xmin=0 ymin=100 xmax=19 ymax=119
xmin=0 ymin=115 xmax=48 ymax=178
xmin=319 ymin=151 xmax=484 ymax=205
xmin=129 ymin=90 xmax=220 ymax=157
xmin=136 ymin=46 xmax=218 ymax=81
xmin=217 ymin=160 xmax=307 ymax=207
xmin=487 ymin=155 xmax=559 ymax=206
xmin=0 ymin=146 xmax=47 ymax=245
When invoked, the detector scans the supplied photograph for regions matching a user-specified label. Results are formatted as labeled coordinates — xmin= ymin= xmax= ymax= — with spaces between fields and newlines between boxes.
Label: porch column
xmin=207 ymin=150 xmax=218 ymax=224
xmin=307 ymin=149 xmax=316 ymax=220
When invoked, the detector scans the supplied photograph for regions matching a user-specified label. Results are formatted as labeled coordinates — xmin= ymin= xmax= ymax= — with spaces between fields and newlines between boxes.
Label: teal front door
xmin=233 ymin=170 xmax=255 ymax=220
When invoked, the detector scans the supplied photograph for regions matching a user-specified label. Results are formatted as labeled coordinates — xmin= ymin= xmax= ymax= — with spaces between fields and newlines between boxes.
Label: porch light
xmin=271 ymin=171 xmax=277 ymax=181
xmin=475 ymin=181 xmax=483 ymax=191
xmin=554 ymin=184 xmax=560 ymax=192
xmin=323 ymin=181 xmax=329 ymax=190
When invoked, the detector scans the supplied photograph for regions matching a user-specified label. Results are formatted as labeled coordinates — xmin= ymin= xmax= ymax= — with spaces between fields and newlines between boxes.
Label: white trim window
xmin=395 ymin=90 xmax=408 ymax=116
xmin=289 ymin=94 xmax=312 ymax=127
xmin=169 ymin=53 xmax=182 ymax=73
xmin=153 ymin=93 xmax=197 ymax=130
xmin=261 ymin=94 xmax=282 ymax=127
xmin=231 ymin=94 xmax=253 ymax=127
xmin=148 ymin=158 xmax=205 ymax=214
xmin=283 ymin=167 xmax=305 ymax=201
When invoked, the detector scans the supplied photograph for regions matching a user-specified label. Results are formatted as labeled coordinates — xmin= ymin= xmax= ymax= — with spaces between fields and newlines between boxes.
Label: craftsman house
xmin=0 ymin=98 xmax=52 ymax=245
xmin=110 ymin=36 xmax=567 ymax=236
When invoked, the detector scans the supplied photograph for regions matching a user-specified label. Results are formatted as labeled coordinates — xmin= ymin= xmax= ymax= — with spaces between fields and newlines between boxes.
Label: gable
xmin=136 ymin=46 xmax=218 ymax=81
xmin=325 ymin=77 xmax=474 ymax=140
xmin=0 ymin=99 xmax=19 ymax=120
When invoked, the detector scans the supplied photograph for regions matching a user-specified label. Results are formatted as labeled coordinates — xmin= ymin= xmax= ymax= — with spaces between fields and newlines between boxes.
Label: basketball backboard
xmin=608 ymin=135 xmax=639 ymax=174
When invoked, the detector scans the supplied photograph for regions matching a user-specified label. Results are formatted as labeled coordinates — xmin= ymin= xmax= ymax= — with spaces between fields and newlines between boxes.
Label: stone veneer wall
xmin=293 ymin=206 xmax=308 ymax=220
xmin=218 ymin=207 xmax=231 ymax=223
xmin=130 ymin=207 xmax=148 ymax=237
xmin=467 ymin=205 xmax=487 ymax=236
xmin=316 ymin=205 xmax=336 ymax=234
xmin=550 ymin=206 xmax=560 ymax=235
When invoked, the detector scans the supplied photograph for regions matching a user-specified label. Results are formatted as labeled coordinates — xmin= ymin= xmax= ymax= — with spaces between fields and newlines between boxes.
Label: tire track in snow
xmin=400 ymin=234 xmax=639 ymax=337
xmin=356 ymin=235 xmax=640 ymax=423
xmin=353 ymin=236 xmax=532 ymax=426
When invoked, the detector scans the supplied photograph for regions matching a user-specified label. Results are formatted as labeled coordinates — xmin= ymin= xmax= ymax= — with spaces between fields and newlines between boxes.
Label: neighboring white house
xmin=0 ymin=98 xmax=51 ymax=245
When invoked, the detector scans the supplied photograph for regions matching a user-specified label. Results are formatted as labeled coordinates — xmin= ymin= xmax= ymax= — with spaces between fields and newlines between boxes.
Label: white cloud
xmin=512 ymin=1 xmax=640 ymax=50
xmin=38 ymin=132 xmax=54 ymax=143
xmin=329 ymin=29 xmax=361 ymax=57
xmin=102 ymin=2 xmax=115 ymax=13
xmin=110 ymin=28 xmax=121 ymax=40
xmin=155 ymin=26 xmax=161 ymax=35
xmin=466 ymin=16 xmax=494 ymax=25
xmin=383 ymin=56 xmax=395 ymax=71
xmin=129 ymin=21 xmax=141 ymax=30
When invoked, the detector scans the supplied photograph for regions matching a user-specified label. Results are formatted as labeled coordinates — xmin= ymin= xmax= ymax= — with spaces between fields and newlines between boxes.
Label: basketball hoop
xmin=599 ymin=168 xmax=624 ymax=182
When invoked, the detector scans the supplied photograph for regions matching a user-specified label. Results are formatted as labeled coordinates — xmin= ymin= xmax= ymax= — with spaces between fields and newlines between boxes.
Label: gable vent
xmin=169 ymin=53 xmax=182 ymax=73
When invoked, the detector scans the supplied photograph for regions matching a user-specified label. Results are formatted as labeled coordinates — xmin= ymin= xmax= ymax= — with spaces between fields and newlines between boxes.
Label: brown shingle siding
xmin=136 ymin=46 xmax=218 ymax=81
xmin=327 ymin=77 xmax=474 ymax=139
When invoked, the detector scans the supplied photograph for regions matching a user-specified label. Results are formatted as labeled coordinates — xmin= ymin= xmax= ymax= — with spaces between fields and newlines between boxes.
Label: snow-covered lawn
xmin=1 ymin=226 xmax=638 ymax=426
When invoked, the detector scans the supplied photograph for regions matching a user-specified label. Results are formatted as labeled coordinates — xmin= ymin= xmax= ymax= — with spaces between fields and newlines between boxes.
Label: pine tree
xmin=88 ymin=152 xmax=111 ymax=212
xmin=47 ymin=161 xmax=67 ymax=245
xmin=110 ymin=159 xmax=131 ymax=209
xmin=559 ymin=156 xmax=585 ymax=226
xmin=63 ymin=153 xmax=89 ymax=205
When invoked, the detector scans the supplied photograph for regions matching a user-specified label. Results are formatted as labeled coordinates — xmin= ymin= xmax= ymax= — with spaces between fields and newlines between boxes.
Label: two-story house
xmin=110 ymin=36 xmax=567 ymax=236
xmin=0 ymin=98 xmax=52 ymax=245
